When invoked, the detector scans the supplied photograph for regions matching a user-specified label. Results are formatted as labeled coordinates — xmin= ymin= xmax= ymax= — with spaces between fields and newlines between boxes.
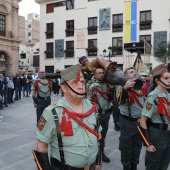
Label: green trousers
xmin=36 ymin=97 xmax=51 ymax=124
xmin=145 ymin=127 xmax=170 ymax=170
xmin=119 ymin=116 xmax=142 ymax=166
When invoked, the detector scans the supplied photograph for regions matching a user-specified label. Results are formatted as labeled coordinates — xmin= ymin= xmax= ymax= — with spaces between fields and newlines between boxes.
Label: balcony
xmin=0 ymin=30 xmax=13 ymax=38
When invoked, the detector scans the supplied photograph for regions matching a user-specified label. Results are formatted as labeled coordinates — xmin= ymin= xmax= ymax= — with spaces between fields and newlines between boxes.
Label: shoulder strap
xmin=51 ymin=108 xmax=65 ymax=166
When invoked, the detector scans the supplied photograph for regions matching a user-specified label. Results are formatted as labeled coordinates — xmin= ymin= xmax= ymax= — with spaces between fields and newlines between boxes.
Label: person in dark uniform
xmin=26 ymin=73 xmax=33 ymax=97
xmin=139 ymin=64 xmax=170 ymax=170
xmin=32 ymin=70 xmax=52 ymax=124
xmin=116 ymin=67 xmax=145 ymax=170
xmin=87 ymin=68 xmax=111 ymax=163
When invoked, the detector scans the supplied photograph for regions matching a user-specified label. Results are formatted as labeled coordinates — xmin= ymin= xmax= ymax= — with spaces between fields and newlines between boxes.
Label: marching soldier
xmin=139 ymin=64 xmax=170 ymax=170
xmin=116 ymin=67 xmax=145 ymax=170
xmin=33 ymin=64 xmax=102 ymax=170
xmin=32 ymin=70 xmax=52 ymax=124
xmin=87 ymin=68 xmax=111 ymax=163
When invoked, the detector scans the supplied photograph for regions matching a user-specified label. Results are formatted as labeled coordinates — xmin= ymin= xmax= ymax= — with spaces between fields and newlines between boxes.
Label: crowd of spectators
xmin=0 ymin=72 xmax=38 ymax=110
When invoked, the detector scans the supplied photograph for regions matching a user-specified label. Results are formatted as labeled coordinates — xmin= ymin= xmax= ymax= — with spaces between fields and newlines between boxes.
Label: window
xmin=112 ymin=37 xmax=123 ymax=55
xmin=28 ymin=32 xmax=31 ymax=36
xmin=112 ymin=14 xmax=123 ymax=32
xmin=46 ymin=23 xmax=54 ymax=39
xmin=28 ymin=24 xmax=31 ymax=28
xmin=33 ymin=55 xmax=39 ymax=67
xmin=65 ymin=41 xmax=74 ymax=57
xmin=20 ymin=53 xmax=26 ymax=59
xmin=45 ymin=66 xmax=54 ymax=73
xmin=139 ymin=35 xmax=151 ymax=54
xmin=45 ymin=43 xmax=53 ymax=58
xmin=0 ymin=14 xmax=6 ymax=36
xmin=66 ymin=20 xmax=74 ymax=37
xmin=46 ymin=3 xmax=54 ymax=13
xmin=65 ymin=65 xmax=72 ymax=68
xmin=66 ymin=0 xmax=74 ymax=10
xmin=140 ymin=11 xmax=152 ymax=30
xmin=87 ymin=39 xmax=97 ymax=56
xmin=88 ymin=17 xmax=97 ymax=34
xmin=139 ymin=35 xmax=151 ymax=45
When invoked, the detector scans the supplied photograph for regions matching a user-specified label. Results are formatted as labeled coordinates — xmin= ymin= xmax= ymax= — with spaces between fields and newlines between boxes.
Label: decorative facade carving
xmin=0 ymin=4 xmax=8 ymax=14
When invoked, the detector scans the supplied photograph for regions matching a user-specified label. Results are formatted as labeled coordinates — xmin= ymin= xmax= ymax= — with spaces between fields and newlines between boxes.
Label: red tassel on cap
xmin=76 ymin=72 xmax=80 ymax=81
xmin=64 ymin=118 xmax=73 ymax=136
xmin=60 ymin=110 xmax=67 ymax=131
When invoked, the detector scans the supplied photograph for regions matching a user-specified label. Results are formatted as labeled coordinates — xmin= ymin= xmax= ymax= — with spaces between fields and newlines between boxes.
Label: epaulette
xmin=52 ymin=102 xmax=58 ymax=108
xmin=152 ymin=94 xmax=158 ymax=99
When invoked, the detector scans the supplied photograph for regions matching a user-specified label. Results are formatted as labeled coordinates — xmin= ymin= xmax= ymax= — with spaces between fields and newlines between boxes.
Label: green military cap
xmin=151 ymin=64 xmax=168 ymax=77
xmin=60 ymin=64 xmax=84 ymax=84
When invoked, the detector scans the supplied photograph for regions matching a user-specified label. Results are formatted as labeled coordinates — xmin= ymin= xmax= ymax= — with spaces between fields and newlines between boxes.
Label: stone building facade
xmin=36 ymin=0 xmax=170 ymax=73
xmin=0 ymin=0 xmax=21 ymax=74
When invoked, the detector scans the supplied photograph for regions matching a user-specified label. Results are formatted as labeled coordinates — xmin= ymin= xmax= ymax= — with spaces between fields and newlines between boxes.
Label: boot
xmin=130 ymin=163 xmax=137 ymax=170
xmin=102 ymin=151 xmax=110 ymax=163
xmin=114 ymin=123 xmax=120 ymax=131
xmin=123 ymin=165 xmax=130 ymax=170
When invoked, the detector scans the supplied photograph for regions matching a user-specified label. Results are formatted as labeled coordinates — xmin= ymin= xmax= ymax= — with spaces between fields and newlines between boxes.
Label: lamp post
xmin=103 ymin=46 xmax=117 ymax=61
xmin=103 ymin=47 xmax=111 ymax=61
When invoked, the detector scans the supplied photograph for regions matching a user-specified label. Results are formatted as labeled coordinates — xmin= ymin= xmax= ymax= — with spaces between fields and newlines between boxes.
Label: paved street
xmin=0 ymin=95 xmax=169 ymax=170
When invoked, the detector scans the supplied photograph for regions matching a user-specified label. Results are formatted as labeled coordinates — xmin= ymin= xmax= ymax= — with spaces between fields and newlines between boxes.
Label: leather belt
xmin=150 ymin=122 xmax=170 ymax=131
xmin=37 ymin=95 xmax=50 ymax=100
xmin=120 ymin=114 xmax=139 ymax=122
xmin=51 ymin=157 xmax=94 ymax=170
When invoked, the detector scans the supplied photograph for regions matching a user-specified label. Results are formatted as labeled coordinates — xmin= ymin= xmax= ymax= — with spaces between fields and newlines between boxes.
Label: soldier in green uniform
xmin=87 ymin=68 xmax=111 ymax=163
xmin=139 ymin=64 xmax=170 ymax=170
xmin=34 ymin=64 xmax=102 ymax=170
xmin=32 ymin=70 xmax=52 ymax=124
xmin=116 ymin=67 xmax=145 ymax=170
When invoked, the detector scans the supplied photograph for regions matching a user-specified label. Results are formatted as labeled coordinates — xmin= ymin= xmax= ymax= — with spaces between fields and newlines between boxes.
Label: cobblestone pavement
xmin=0 ymin=95 xmax=169 ymax=170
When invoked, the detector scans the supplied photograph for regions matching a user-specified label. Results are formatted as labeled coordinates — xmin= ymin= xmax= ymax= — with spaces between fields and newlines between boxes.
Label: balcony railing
xmin=0 ymin=30 xmax=13 ymax=38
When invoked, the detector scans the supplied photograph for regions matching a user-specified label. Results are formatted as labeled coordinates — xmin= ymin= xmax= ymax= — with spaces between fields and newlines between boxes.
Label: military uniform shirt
xmin=34 ymin=79 xmax=51 ymax=98
xmin=87 ymin=81 xmax=111 ymax=110
xmin=36 ymin=97 xmax=102 ymax=167
xmin=142 ymin=87 xmax=170 ymax=124
xmin=116 ymin=86 xmax=145 ymax=118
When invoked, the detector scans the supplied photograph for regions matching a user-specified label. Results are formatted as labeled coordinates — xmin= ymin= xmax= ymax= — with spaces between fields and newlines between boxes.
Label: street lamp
xmin=103 ymin=46 xmax=116 ymax=61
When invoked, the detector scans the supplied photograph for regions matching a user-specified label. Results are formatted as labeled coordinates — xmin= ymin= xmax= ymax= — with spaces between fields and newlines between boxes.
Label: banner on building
xmin=124 ymin=1 xmax=137 ymax=43
xmin=76 ymin=29 xmax=86 ymax=49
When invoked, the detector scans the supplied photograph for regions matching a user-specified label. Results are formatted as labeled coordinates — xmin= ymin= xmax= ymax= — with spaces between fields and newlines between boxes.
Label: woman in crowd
xmin=139 ymin=64 xmax=170 ymax=170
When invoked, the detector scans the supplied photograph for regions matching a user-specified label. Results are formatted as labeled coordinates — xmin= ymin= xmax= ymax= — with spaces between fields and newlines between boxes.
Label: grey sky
xmin=19 ymin=0 xmax=40 ymax=19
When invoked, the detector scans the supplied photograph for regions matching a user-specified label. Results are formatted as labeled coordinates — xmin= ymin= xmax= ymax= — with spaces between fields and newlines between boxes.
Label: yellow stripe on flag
xmin=125 ymin=2 xmax=131 ymax=43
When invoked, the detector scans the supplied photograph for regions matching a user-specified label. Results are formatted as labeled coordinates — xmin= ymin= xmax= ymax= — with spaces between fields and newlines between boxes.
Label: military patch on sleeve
xmin=38 ymin=116 xmax=46 ymax=131
xmin=146 ymin=102 xmax=152 ymax=110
